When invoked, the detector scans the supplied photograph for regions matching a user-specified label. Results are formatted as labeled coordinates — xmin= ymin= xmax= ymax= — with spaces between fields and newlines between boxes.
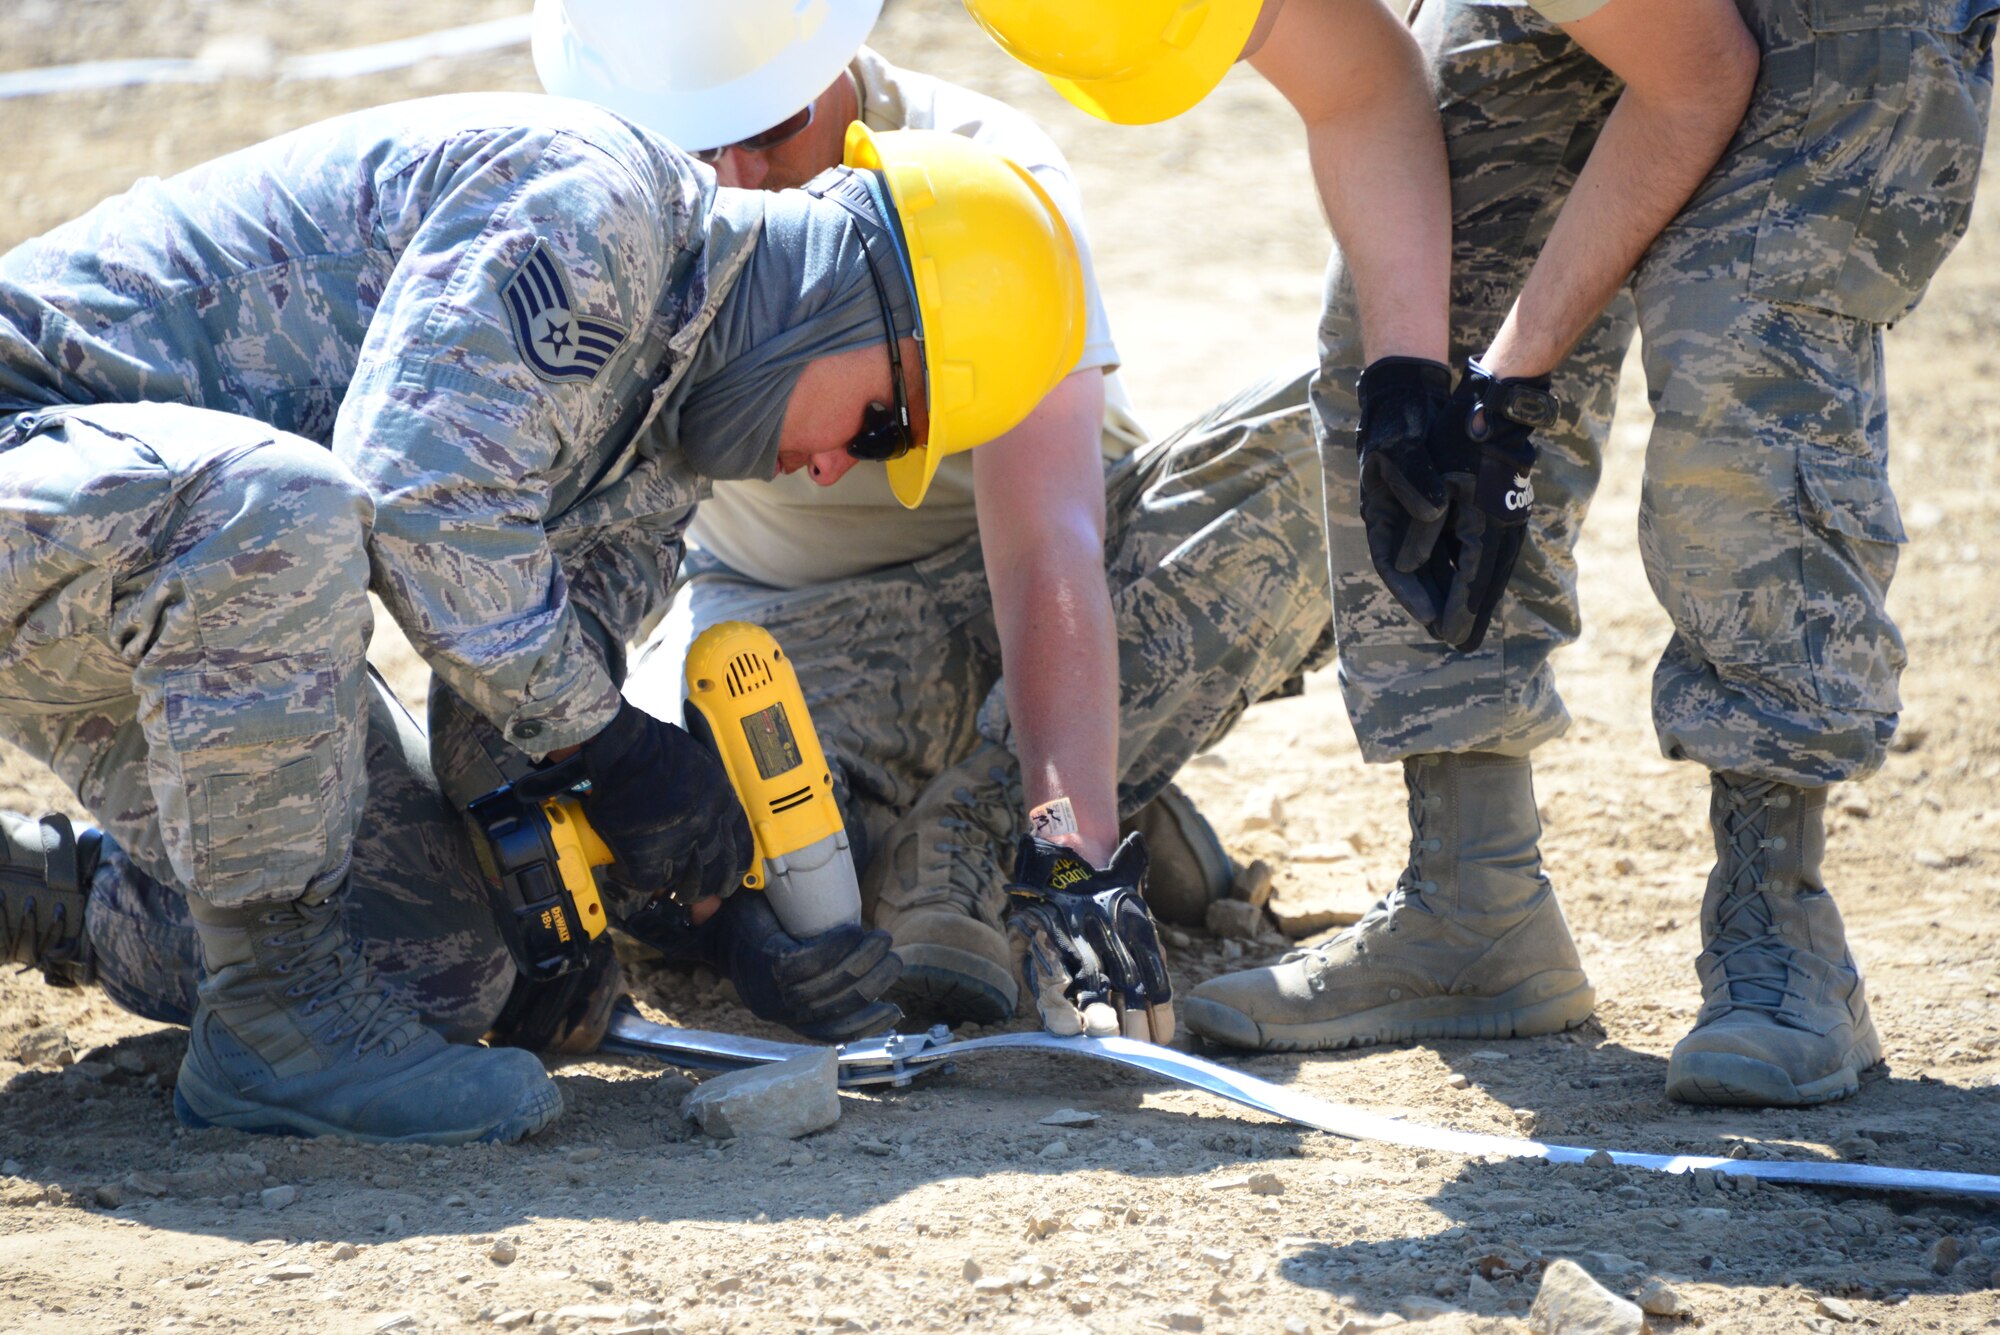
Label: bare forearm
xmin=987 ymin=538 xmax=1121 ymax=867
xmin=1253 ymin=0 xmax=1452 ymax=363
xmin=973 ymin=372 xmax=1120 ymax=865
xmin=1304 ymin=65 xmax=1452 ymax=362
xmin=1483 ymin=0 xmax=1759 ymax=376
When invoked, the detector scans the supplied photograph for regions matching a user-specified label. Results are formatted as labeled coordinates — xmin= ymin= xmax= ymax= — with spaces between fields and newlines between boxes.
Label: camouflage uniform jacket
xmin=0 ymin=93 xmax=762 ymax=756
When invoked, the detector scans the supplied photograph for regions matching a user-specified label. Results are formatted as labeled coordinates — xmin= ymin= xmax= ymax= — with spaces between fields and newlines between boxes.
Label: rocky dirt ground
xmin=0 ymin=2 xmax=1996 ymax=1332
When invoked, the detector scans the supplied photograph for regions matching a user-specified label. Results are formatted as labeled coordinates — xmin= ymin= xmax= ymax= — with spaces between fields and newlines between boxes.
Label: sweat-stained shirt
xmin=0 ymin=93 xmax=767 ymax=755
xmin=689 ymin=47 xmax=1142 ymax=590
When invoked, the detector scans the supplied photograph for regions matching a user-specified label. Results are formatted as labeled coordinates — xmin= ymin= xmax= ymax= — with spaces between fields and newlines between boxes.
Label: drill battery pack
xmin=467 ymin=779 xmax=611 ymax=982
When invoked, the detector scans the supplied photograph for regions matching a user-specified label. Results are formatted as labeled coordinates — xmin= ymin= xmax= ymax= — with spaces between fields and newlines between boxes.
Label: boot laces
xmin=263 ymin=895 xmax=424 ymax=1058
xmin=1704 ymin=779 xmax=1808 ymax=1023
xmin=1293 ymin=765 xmax=1440 ymax=964
xmin=898 ymin=772 xmax=1012 ymax=922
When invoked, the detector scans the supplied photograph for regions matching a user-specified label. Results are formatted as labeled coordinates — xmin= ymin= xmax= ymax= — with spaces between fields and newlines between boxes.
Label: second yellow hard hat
xmin=846 ymin=123 xmax=1086 ymax=508
xmin=962 ymin=0 xmax=1264 ymax=125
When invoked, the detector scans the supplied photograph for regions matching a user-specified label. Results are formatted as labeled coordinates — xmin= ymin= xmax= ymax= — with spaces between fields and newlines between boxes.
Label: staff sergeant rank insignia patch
xmin=503 ymin=240 xmax=628 ymax=383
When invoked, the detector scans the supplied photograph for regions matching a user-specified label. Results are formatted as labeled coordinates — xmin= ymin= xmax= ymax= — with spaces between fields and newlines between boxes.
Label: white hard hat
xmin=532 ymin=0 xmax=883 ymax=153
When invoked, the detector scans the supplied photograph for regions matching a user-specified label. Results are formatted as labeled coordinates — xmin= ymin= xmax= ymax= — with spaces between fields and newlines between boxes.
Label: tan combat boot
xmin=1666 ymin=773 xmax=1881 ymax=1107
xmin=1121 ymin=781 xmax=1235 ymax=929
xmin=863 ymin=743 xmax=1021 ymax=1023
xmin=1184 ymin=752 xmax=1594 ymax=1051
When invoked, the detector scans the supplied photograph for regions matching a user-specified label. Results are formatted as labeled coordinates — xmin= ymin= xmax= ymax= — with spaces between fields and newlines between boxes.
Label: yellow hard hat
xmin=846 ymin=122 xmax=1086 ymax=508
xmin=962 ymin=0 xmax=1264 ymax=125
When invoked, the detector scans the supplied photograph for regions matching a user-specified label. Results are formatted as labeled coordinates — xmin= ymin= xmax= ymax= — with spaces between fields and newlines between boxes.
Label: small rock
xmin=489 ymin=1238 xmax=518 ymax=1265
xmin=565 ymin=1146 xmax=603 ymax=1164
xmin=1070 ymin=1209 xmax=1109 ymax=1232
xmin=92 ymin=1183 xmax=123 ymax=1209
xmin=14 ymin=1024 xmax=73 ymax=1068
xmin=1237 ymin=790 xmax=1286 ymax=832
xmin=1026 ymin=1213 xmax=1061 ymax=1239
xmin=1835 ymin=788 xmax=1872 ymax=818
xmin=266 ymin=1264 xmax=314 ymax=1281
xmin=683 ymin=1048 xmax=840 ymax=1140
xmin=1165 ymin=1307 xmax=1206 ymax=1332
xmin=1246 ymin=1172 xmax=1284 ymax=1196
xmin=331 ymin=1243 xmax=360 ymax=1261
xmin=122 ymin=1171 xmax=168 ymax=1198
xmin=1527 ymin=1259 xmax=1643 ymax=1335
xmin=1612 ymin=856 xmax=1637 ymax=875
xmin=1584 ymin=1150 xmax=1615 ymax=1169
xmin=372 ymin=1316 xmax=417 ymax=1334
xmin=1913 ymin=848 xmax=1952 ymax=869
xmin=972 ymin=1274 xmax=1018 ymax=1296
xmin=1038 ymin=1139 xmax=1071 ymax=1160
xmin=1284 ymin=1319 xmax=1311 ymax=1335
xmin=1445 ymin=1072 xmax=1470 ymax=1090
xmin=1199 ymin=1246 xmax=1234 ymax=1271
xmin=961 ymin=1258 xmax=983 ymax=1282
xmin=491 ymin=1312 xmax=533 ymax=1330
xmin=1815 ymin=1296 xmax=1859 ymax=1323
xmin=1205 ymin=898 xmax=1267 ymax=941
xmin=1040 ymin=1108 xmax=1099 ymax=1128
xmin=260 ymin=1185 xmax=297 ymax=1210
xmin=1468 ymin=1049 xmax=1509 ymax=1061
xmin=1636 ymin=1279 xmax=1690 ymax=1317
xmin=1 ymin=1159 xmax=19 ymax=1176
xmin=1468 ymin=1274 xmax=1502 ymax=1305
xmin=1231 ymin=860 xmax=1275 ymax=908
xmin=1928 ymin=1236 xmax=1961 ymax=1275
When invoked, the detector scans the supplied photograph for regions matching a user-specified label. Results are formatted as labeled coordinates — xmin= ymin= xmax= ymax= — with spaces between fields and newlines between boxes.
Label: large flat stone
xmin=682 ymin=1048 xmax=840 ymax=1141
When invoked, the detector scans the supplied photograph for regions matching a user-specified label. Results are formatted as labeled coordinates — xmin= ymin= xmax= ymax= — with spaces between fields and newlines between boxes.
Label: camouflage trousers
xmin=1317 ymin=0 xmax=1996 ymax=785
xmin=0 ymin=402 xmax=512 ymax=1042
xmin=629 ymin=369 xmax=1331 ymax=903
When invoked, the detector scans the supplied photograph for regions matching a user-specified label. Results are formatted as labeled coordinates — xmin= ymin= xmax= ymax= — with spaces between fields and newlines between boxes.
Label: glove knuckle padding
xmin=579 ymin=700 xmax=752 ymax=905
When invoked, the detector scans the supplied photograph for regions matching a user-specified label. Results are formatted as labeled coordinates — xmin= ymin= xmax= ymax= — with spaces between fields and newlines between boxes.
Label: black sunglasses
xmin=844 ymin=220 xmax=914 ymax=463
xmin=690 ymin=103 xmax=816 ymax=164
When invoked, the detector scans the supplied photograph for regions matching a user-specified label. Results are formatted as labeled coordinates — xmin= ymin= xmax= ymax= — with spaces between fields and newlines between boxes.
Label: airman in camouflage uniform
xmin=1188 ymin=0 xmax=1996 ymax=1107
xmin=629 ymin=367 xmax=1332 ymax=1014
xmin=0 ymin=92 xmax=920 ymax=1142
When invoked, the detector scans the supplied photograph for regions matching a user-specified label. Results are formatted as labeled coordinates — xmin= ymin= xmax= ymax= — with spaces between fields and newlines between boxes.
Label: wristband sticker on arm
xmin=1029 ymin=796 xmax=1079 ymax=842
xmin=502 ymin=239 xmax=629 ymax=384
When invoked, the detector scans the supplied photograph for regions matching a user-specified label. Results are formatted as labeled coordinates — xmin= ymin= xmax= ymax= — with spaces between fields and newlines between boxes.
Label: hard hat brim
xmin=1036 ymin=0 xmax=1261 ymax=126
xmin=847 ymin=123 xmax=1086 ymax=509
xmin=532 ymin=0 xmax=883 ymax=152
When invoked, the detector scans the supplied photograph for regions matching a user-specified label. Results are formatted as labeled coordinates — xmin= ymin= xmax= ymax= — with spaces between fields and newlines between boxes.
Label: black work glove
xmin=625 ymin=893 xmax=904 ymax=1042
xmin=1354 ymin=356 xmax=1458 ymax=632
xmin=1005 ymin=833 xmax=1175 ymax=1044
xmin=558 ymin=699 xmax=753 ymax=909
xmin=1425 ymin=358 xmax=1556 ymax=652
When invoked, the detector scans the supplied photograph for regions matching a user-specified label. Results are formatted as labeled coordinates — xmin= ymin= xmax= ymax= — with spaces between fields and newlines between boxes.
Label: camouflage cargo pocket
xmin=168 ymin=658 xmax=341 ymax=898
xmin=1749 ymin=2 xmax=1998 ymax=322
xmin=1793 ymin=444 xmax=1907 ymax=713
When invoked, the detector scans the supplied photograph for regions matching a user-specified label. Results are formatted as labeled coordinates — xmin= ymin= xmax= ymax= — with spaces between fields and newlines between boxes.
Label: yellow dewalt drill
xmin=470 ymin=621 xmax=860 ymax=980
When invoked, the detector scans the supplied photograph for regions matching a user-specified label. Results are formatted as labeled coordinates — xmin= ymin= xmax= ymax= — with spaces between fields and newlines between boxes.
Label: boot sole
xmin=1185 ymin=971 xmax=1596 ymax=1053
xmin=887 ymin=944 xmax=1018 ymax=1025
xmin=173 ymin=1069 xmax=565 ymax=1145
xmin=1666 ymin=1019 xmax=1884 ymax=1109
